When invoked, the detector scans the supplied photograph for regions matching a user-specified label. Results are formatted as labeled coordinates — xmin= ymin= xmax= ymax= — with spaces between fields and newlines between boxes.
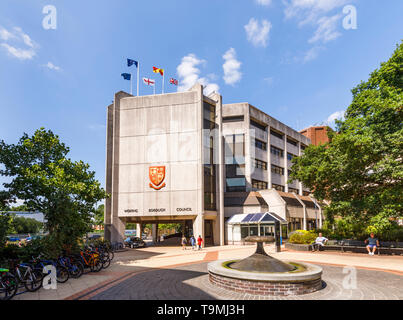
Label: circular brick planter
xmin=208 ymin=260 xmax=323 ymax=296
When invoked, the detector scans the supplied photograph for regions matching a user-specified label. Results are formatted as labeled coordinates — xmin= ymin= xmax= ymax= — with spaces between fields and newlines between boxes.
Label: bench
xmin=319 ymin=240 xmax=403 ymax=255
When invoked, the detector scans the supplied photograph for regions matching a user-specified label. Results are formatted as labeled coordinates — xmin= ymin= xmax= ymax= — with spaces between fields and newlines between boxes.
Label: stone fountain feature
xmin=208 ymin=236 xmax=323 ymax=296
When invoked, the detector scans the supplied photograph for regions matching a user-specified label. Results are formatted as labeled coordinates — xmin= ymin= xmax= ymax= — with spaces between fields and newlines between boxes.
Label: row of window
xmin=271 ymin=164 xmax=284 ymax=175
xmin=252 ymin=179 xmax=268 ymax=190
xmin=254 ymin=159 xmax=267 ymax=170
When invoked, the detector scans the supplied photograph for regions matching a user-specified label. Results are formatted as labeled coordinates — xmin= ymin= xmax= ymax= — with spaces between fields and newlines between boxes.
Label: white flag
xmin=142 ymin=77 xmax=155 ymax=86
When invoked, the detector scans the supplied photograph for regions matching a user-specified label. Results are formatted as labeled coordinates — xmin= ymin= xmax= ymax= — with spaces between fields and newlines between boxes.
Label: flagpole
xmin=137 ymin=62 xmax=140 ymax=96
xmin=162 ymin=73 xmax=164 ymax=94
xmin=130 ymin=73 xmax=133 ymax=95
xmin=153 ymin=83 xmax=155 ymax=95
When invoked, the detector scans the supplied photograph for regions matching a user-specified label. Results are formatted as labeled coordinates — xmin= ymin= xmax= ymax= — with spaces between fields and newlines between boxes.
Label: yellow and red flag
xmin=153 ymin=66 xmax=164 ymax=76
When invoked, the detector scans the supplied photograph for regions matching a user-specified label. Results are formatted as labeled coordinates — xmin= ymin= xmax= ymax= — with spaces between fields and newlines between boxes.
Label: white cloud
xmin=256 ymin=0 xmax=272 ymax=6
xmin=43 ymin=61 xmax=61 ymax=71
xmin=309 ymin=14 xmax=342 ymax=43
xmin=1 ymin=43 xmax=36 ymax=60
xmin=326 ymin=110 xmax=345 ymax=127
xmin=176 ymin=54 xmax=219 ymax=96
xmin=0 ymin=26 xmax=38 ymax=60
xmin=244 ymin=18 xmax=272 ymax=48
xmin=303 ymin=46 xmax=323 ymax=62
xmin=222 ymin=48 xmax=242 ymax=86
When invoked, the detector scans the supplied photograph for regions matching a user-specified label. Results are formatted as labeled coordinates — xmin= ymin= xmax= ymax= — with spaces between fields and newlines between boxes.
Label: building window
xmin=287 ymin=153 xmax=296 ymax=161
xmin=223 ymin=115 xmax=244 ymax=123
xmin=252 ymin=179 xmax=268 ymax=190
xmin=251 ymin=119 xmax=267 ymax=131
xmin=255 ymin=139 xmax=267 ymax=151
xmin=226 ymin=178 xmax=246 ymax=192
xmin=254 ymin=159 xmax=267 ymax=170
xmin=301 ymin=144 xmax=306 ymax=151
xmin=271 ymin=164 xmax=284 ymax=175
xmin=272 ymin=184 xmax=285 ymax=192
xmin=270 ymin=145 xmax=284 ymax=157
xmin=270 ymin=129 xmax=284 ymax=140
xmin=203 ymin=102 xmax=217 ymax=211
xmin=288 ymin=187 xmax=299 ymax=194
xmin=225 ymin=134 xmax=245 ymax=165
xmin=287 ymin=138 xmax=298 ymax=146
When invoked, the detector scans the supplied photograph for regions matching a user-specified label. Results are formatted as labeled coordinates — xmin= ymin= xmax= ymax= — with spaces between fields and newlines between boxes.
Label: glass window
xmin=270 ymin=145 xmax=284 ymax=158
xmin=251 ymin=119 xmax=267 ymax=131
xmin=271 ymin=165 xmax=284 ymax=175
xmin=287 ymin=138 xmax=298 ymax=146
xmin=255 ymin=139 xmax=267 ymax=151
xmin=225 ymin=134 xmax=245 ymax=164
xmin=241 ymin=226 xmax=249 ymax=239
xmin=223 ymin=116 xmax=244 ymax=122
xmin=270 ymin=129 xmax=284 ymax=140
xmin=254 ymin=159 xmax=267 ymax=170
xmin=226 ymin=178 xmax=246 ymax=192
xmin=272 ymin=184 xmax=285 ymax=192
xmin=287 ymin=153 xmax=296 ymax=161
xmin=252 ymin=179 xmax=268 ymax=190
xmin=249 ymin=226 xmax=258 ymax=236
xmin=288 ymin=187 xmax=299 ymax=194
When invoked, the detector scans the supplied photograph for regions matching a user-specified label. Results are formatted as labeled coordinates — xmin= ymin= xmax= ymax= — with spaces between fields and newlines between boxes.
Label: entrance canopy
xmin=227 ymin=212 xmax=288 ymax=225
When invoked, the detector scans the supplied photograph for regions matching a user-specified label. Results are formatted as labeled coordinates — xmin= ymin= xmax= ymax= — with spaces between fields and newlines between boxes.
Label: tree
xmin=11 ymin=216 xmax=43 ymax=234
xmin=93 ymin=204 xmax=104 ymax=226
xmin=0 ymin=128 xmax=107 ymax=252
xmin=290 ymin=42 xmax=403 ymax=235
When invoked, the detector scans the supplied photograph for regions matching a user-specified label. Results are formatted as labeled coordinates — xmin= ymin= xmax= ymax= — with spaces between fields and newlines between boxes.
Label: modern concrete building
xmin=104 ymin=84 xmax=323 ymax=245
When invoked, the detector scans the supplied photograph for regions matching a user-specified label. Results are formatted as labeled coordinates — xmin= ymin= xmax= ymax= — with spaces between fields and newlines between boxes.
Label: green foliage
xmin=289 ymin=230 xmax=317 ymax=244
xmin=0 ymin=128 xmax=107 ymax=252
xmin=290 ymin=42 xmax=403 ymax=231
xmin=93 ymin=204 xmax=104 ymax=226
xmin=0 ymin=212 xmax=13 ymax=247
xmin=10 ymin=216 xmax=43 ymax=234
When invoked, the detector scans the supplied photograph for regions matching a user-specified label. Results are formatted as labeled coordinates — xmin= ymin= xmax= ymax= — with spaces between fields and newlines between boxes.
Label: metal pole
xmin=137 ymin=62 xmax=140 ymax=96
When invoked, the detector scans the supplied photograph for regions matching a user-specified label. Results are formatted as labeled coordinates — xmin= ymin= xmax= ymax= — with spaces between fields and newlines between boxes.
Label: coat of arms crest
xmin=149 ymin=166 xmax=166 ymax=190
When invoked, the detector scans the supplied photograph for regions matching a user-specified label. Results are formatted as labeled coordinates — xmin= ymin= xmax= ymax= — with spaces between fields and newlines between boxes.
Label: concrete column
xmin=136 ymin=223 xmax=141 ymax=238
xmin=298 ymin=141 xmax=303 ymax=196
xmin=215 ymin=93 xmax=225 ymax=246
xmin=293 ymin=193 xmax=307 ymax=231
xmin=267 ymin=126 xmax=272 ymax=189
xmin=245 ymin=105 xmax=252 ymax=191
xmin=152 ymin=224 xmax=157 ymax=243
xmin=284 ymin=135 xmax=288 ymax=193
xmin=193 ymin=213 xmax=204 ymax=242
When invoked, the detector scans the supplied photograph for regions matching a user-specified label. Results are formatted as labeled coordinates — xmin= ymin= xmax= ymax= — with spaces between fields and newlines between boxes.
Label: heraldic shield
xmin=149 ymin=166 xmax=166 ymax=190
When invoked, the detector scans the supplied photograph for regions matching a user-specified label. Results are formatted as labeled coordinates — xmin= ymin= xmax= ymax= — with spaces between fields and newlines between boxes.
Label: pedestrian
xmin=312 ymin=232 xmax=328 ymax=252
xmin=190 ymin=235 xmax=196 ymax=250
xmin=181 ymin=235 xmax=187 ymax=250
xmin=365 ymin=232 xmax=380 ymax=256
xmin=197 ymin=235 xmax=203 ymax=250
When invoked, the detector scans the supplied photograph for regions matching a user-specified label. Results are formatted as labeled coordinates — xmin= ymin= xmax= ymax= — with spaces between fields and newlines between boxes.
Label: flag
xmin=143 ymin=77 xmax=155 ymax=86
xmin=127 ymin=59 xmax=138 ymax=68
xmin=169 ymin=78 xmax=178 ymax=86
xmin=153 ymin=66 xmax=164 ymax=76
xmin=121 ymin=73 xmax=131 ymax=80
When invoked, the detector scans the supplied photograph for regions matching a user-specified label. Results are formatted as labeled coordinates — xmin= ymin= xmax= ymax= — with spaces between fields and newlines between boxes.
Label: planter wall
xmin=285 ymin=243 xmax=312 ymax=251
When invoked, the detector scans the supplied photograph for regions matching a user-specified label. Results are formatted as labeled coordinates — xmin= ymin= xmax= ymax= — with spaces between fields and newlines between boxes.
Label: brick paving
xmin=89 ymin=262 xmax=403 ymax=300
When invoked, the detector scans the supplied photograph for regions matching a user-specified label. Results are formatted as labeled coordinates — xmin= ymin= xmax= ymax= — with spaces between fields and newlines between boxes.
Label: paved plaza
xmin=11 ymin=243 xmax=403 ymax=300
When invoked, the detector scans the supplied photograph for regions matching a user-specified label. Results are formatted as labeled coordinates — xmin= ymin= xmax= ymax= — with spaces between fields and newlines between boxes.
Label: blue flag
xmin=121 ymin=73 xmax=131 ymax=80
xmin=127 ymin=59 xmax=138 ymax=68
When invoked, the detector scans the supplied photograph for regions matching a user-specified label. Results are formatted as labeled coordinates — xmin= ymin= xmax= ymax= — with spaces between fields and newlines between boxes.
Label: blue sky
xmin=0 ymin=0 xmax=402 ymax=189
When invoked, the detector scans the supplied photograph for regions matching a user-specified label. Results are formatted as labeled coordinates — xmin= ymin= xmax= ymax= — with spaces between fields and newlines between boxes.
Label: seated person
xmin=365 ymin=233 xmax=380 ymax=256
xmin=312 ymin=233 xmax=328 ymax=251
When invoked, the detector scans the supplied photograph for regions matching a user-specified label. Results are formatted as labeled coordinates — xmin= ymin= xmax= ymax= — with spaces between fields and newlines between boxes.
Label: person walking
xmin=190 ymin=236 xmax=196 ymax=250
xmin=181 ymin=235 xmax=187 ymax=250
xmin=197 ymin=235 xmax=203 ymax=250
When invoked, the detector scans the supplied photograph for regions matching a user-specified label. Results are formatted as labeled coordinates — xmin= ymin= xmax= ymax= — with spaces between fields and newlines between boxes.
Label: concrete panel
xmin=145 ymin=134 xmax=169 ymax=163
xmin=119 ymin=164 xmax=145 ymax=193
xmin=118 ymin=193 xmax=144 ymax=217
xmin=120 ymin=108 xmax=146 ymax=137
xmin=170 ymin=190 xmax=198 ymax=215
xmin=143 ymin=191 xmax=171 ymax=215
xmin=146 ymin=106 xmax=170 ymax=135
xmin=170 ymin=132 xmax=198 ymax=162
xmin=170 ymin=162 xmax=199 ymax=191
xmin=119 ymin=136 xmax=145 ymax=165
xmin=271 ymin=135 xmax=284 ymax=149
xmin=170 ymin=104 xmax=198 ymax=133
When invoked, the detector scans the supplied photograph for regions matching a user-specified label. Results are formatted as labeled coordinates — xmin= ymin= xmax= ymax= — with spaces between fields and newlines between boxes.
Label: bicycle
xmin=8 ymin=260 xmax=43 ymax=292
xmin=31 ymin=256 xmax=69 ymax=284
xmin=0 ymin=268 xmax=18 ymax=300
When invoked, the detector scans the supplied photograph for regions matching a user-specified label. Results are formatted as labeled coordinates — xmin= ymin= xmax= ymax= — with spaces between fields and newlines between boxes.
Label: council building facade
xmin=104 ymin=84 xmax=324 ymax=245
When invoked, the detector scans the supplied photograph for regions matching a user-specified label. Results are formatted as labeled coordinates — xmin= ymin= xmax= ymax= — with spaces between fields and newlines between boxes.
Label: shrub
xmin=289 ymin=230 xmax=317 ymax=244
